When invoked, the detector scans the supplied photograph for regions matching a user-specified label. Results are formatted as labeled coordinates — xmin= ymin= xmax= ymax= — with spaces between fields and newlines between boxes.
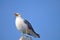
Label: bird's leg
xmin=22 ymin=33 xmax=24 ymax=37
xmin=26 ymin=29 xmax=29 ymax=37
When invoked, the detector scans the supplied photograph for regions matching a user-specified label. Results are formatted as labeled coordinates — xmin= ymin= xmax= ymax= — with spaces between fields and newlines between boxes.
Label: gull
xmin=15 ymin=13 xmax=40 ymax=38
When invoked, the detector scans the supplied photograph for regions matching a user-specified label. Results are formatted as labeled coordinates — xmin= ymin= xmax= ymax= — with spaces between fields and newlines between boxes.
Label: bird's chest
xmin=15 ymin=18 xmax=27 ymax=32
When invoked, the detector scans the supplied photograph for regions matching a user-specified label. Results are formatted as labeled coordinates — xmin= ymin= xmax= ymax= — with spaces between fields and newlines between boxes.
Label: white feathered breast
xmin=15 ymin=17 xmax=27 ymax=33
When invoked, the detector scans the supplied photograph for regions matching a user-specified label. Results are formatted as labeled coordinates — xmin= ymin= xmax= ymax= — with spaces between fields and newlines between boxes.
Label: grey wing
xmin=24 ymin=20 xmax=40 ymax=38
xmin=24 ymin=20 xmax=35 ymax=32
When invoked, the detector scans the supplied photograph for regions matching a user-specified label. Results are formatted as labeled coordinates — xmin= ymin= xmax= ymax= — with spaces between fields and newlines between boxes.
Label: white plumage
xmin=15 ymin=13 xmax=27 ymax=34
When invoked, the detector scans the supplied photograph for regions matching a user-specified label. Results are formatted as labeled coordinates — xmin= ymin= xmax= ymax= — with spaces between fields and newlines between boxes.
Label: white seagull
xmin=15 ymin=13 xmax=40 ymax=38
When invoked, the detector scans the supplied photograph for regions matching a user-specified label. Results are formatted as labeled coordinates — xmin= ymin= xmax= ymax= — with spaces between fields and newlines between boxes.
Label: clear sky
xmin=0 ymin=0 xmax=60 ymax=40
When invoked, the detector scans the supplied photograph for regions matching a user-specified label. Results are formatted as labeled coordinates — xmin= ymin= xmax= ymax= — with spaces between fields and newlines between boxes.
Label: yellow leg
xmin=26 ymin=29 xmax=29 ymax=37
xmin=22 ymin=33 xmax=24 ymax=37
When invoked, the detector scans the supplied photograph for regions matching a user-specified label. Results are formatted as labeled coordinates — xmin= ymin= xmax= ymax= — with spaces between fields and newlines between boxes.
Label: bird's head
xmin=15 ymin=13 xmax=21 ymax=17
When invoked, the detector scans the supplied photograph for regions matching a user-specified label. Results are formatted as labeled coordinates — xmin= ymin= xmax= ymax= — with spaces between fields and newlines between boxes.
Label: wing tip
xmin=36 ymin=33 xmax=40 ymax=38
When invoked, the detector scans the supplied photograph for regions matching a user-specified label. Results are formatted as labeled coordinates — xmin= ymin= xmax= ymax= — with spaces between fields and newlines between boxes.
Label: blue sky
xmin=0 ymin=0 xmax=60 ymax=40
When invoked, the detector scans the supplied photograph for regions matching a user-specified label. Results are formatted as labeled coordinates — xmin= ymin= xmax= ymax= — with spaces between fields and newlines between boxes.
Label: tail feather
xmin=35 ymin=33 xmax=40 ymax=38
xmin=33 ymin=32 xmax=40 ymax=38
xmin=27 ymin=29 xmax=40 ymax=38
xmin=28 ymin=31 xmax=40 ymax=38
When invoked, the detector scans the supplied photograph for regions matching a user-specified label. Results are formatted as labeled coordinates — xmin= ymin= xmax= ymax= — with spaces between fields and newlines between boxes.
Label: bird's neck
xmin=16 ymin=16 xmax=24 ymax=21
